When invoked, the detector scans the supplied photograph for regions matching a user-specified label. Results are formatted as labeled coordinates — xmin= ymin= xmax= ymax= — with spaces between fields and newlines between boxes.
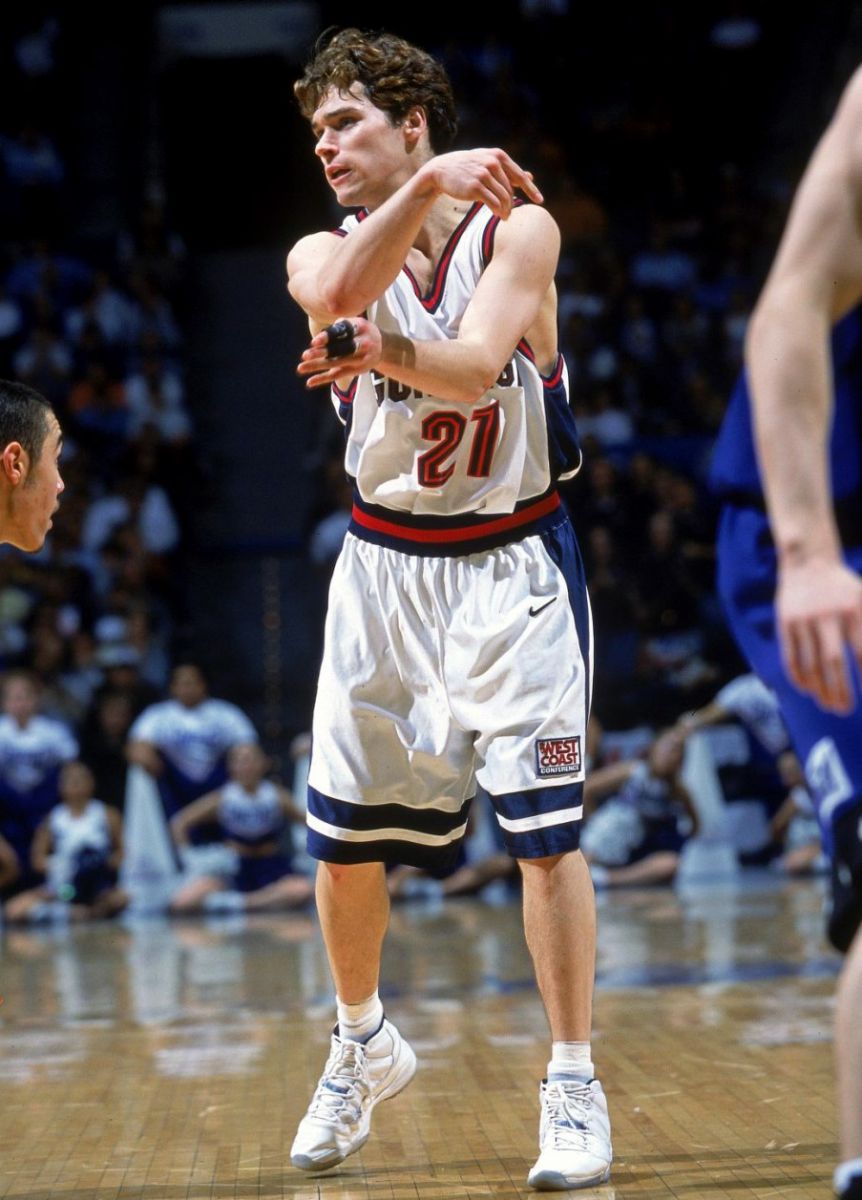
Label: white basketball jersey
xmin=331 ymin=202 xmax=582 ymax=539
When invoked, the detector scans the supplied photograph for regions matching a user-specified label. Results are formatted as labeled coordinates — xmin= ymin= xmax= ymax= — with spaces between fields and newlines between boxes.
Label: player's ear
xmin=0 ymin=442 xmax=28 ymax=486
xmin=402 ymin=105 xmax=428 ymax=146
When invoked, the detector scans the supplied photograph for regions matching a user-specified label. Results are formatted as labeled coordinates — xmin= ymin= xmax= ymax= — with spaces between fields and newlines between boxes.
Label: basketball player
xmin=0 ymin=378 xmax=64 ymax=551
xmin=711 ymin=66 xmax=862 ymax=1200
xmin=285 ymin=28 xmax=611 ymax=1190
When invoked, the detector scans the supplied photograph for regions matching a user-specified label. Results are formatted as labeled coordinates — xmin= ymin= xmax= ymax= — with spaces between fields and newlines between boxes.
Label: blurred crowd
xmin=0 ymin=8 xmax=842 ymax=920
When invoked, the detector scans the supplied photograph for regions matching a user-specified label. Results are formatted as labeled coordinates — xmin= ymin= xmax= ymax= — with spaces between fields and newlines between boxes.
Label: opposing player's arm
xmin=747 ymin=67 xmax=862 ymax=711
xmin=749 ymin=68 xmax=862 ymax=559
xmin=297 ymin=204 xmax=560 ymax=403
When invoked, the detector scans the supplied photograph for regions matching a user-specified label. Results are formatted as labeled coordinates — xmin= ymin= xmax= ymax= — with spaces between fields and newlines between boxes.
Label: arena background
xmin=2 ymin=0 xmax=861 ymax=772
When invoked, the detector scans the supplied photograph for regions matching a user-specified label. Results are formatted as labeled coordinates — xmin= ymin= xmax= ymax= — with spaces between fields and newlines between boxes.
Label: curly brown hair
xmin=294 ymin=28 xmax=458 ymax=154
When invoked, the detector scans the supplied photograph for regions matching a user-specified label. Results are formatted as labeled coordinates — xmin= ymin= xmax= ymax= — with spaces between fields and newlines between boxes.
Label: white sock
xmin=835 ymin=1158 xmax=862 ymax=1194
xmin=336 ymin=990 xmax=384 ymax=1043
xmin=547 ymin=1040 xmax=594 ymax=1083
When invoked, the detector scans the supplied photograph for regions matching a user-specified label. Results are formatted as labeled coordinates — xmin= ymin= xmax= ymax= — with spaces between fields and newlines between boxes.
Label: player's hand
xmin=421 ymin=148 xmax=543 ymax=219
xmin=777 ymin=558 xmax=862 ymax=713
xmin=297 ymin=317 xmax=383 ymax=388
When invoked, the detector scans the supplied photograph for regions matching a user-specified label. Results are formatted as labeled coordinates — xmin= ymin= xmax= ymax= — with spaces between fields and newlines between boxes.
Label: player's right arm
xmin=286 ymin=148 xmax=543 ymax=324
xmin=747 ymin=66 xmax=862 ymax=712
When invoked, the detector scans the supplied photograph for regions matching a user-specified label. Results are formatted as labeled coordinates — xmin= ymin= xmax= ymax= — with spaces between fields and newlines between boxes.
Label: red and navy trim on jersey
xmin=349 ymin=488 xmax=565 ymax=556
xmin=401 ymin=202 xmax=483 ymax=312
xmin=480 ymin=198 xmax=525 ymax=268
xmin=517 ymin=341 xmax=564 ymax=386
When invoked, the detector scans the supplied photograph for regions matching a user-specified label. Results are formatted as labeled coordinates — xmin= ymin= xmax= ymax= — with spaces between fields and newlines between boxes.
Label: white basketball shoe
xmin=527 ymin=1077 xmax=613 ymax=1190
xmin=290 ymin=1019 xmax=417 ymax=1172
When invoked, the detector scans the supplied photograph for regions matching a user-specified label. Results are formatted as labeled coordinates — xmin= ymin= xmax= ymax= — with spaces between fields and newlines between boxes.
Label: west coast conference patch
xmin=535 ymin=736 xmax=582 ymax=777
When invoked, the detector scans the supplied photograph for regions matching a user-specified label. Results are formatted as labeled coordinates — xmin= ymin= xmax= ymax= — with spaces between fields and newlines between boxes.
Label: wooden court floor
xmin=0 ymin=870 xmax=842 ymax=1199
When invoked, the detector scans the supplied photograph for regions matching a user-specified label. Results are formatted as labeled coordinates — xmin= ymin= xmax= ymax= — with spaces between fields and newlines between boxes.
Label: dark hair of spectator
xmin=294 ymin=27 xmax=459 ymax=154
xmin=0 ymin=380 xmax=53 ymax=465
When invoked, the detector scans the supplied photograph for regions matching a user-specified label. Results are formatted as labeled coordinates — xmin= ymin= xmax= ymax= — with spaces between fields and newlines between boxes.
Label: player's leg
xmin=466 ymin=522 xmax=611 ymax=1190
xmin=520 ymin=850 xmax=595 ymax=1041
xmin=828 ymin=801 xmax=862 ymax=1198
xmin=293 ymin=537 xmax=474 ymax=1173
xmin=718 ymin=509 xmax=862 ymax=1199
xmin=315 ymin=860 xmax=388 ymax=1001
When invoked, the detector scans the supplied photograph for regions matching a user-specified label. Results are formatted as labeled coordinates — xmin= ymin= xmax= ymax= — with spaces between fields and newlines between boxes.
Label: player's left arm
xmin=297 ymin=205 xmax=560 ymax=404
xmin=748 ymin=67 xmax=862 ymax=712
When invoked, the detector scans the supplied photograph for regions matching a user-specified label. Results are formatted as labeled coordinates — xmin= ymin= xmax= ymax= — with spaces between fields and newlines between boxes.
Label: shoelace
xmin=308 ymin=1039 xmax=369 ymax=1125
xmin=542 ymin=1082 xmax=596 ymax=1151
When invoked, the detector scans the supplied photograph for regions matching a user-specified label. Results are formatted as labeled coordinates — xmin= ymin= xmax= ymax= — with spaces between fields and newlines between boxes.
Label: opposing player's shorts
xmin=717 ymin=503 xmax=862 ymax=950
xmin=307 ymin=514 xmax=592 ymax=868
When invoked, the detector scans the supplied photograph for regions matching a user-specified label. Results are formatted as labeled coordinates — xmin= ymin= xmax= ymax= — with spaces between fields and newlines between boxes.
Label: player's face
xmin=4 ymin=415 xmax=64 ymax=552
xmin=311 ymin=85 xmax=414 ymax=208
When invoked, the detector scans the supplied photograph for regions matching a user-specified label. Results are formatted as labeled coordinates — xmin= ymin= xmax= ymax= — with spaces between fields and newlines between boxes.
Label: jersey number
xmin=417 ymin=402 xmax=500 ymax=488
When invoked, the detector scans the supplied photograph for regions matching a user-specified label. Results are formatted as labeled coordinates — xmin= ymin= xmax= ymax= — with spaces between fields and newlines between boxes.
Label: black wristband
xmin=324 ymin=319 xmax=357 ymax=359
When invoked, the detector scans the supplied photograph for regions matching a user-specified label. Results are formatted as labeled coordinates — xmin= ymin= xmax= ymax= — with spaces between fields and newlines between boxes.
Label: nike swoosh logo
xmin=529 ymin=597 xmax=557 ymax=617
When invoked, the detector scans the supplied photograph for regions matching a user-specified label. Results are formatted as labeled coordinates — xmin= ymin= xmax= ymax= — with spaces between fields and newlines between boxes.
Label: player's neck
xmin=413 ymin=197 xmax=475 ymax=259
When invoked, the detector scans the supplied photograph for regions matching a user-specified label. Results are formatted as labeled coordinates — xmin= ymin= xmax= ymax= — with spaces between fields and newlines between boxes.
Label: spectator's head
xmin=94 ymin=690 xmax=134 ymax=741
xmin=227 ymin=741 xmax=268 ymax=789
xmin=59 ymin=760 xmax=95 ymax=807
xmin=294 ymin=27 xmax=458 ymax=156
xmin=647 ymin=509 xmax=676 ymax=554
xmin=0 ymin=378 xmax=63 ymax=551
xmin=170 ymin=662 xmax=208 ymax=708
xmin=2 ymin=669 xmax=40 ymax=723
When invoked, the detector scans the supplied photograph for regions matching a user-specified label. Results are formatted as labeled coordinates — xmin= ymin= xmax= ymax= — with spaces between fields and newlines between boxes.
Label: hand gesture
xmin=777 ymin=557 xmax=862 ymax=713
xmin=297 ymin=318 xmax=383 ymax=389
xmin=422 ymin=149 xmax=543 ymax=219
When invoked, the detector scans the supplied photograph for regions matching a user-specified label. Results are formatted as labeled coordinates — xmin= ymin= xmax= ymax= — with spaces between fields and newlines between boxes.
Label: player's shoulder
xmin=286 ymin=227 xmax=348 ymax=274
xmin=492 ymin=202 xmax=560 ymax=254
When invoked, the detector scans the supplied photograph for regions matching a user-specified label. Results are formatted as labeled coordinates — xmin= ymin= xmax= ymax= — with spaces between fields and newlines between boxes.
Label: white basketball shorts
xmin=306 ymin=514 xmax=592 ymax=867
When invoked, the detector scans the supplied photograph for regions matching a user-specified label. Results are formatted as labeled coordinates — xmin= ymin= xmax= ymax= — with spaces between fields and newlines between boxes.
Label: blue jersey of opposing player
xmin=710 ymin=306 xmax=862 ymax=505
xmin=712 ymin=305 xmax=862 ymax=907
